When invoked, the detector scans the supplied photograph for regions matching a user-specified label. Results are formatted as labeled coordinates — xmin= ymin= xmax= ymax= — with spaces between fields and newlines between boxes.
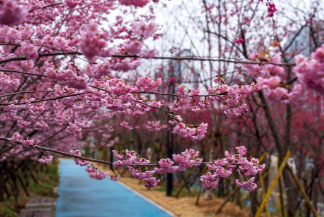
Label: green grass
xmin=27 ymin=164 xmax=58 ymax=196
xmin=4 ymin=208 xmax=13 ymax=217
xmin=0 ymin=161 xmax=59 ymax=217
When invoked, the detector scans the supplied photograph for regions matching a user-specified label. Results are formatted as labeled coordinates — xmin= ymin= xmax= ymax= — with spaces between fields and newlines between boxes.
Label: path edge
xmin=117 ymin=181 xmax=176 ymax=217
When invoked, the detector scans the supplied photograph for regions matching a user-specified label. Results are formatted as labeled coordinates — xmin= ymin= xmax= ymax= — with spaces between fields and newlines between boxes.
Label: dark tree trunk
xmin=0 ymin=163 xmax=4 ymax=202
xmin=250 ymin=190 xmax=258 ymax=217
xmin=258 ymin=90 xmax=297 ymax=217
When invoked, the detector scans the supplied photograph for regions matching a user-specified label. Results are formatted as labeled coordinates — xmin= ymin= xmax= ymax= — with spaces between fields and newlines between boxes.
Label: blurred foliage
xmin=0 ymin=159 xmax=59 ymax=217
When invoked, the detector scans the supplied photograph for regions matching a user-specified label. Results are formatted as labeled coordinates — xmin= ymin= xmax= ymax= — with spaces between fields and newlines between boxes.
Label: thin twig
xmin=0 ymin=90 xmax=54 ymax=98
xmin=28 ymin=3 xmax=63 ymax=12
xmin=0 ymin=52 xmax=296 ymax=66
xmin=0 ymin=93 xmax=86 ymax=106
xmin=0 ymin=69 xmax=46 ymax=77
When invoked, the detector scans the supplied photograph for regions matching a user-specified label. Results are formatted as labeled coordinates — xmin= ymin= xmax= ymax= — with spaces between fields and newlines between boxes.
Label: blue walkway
xmin=56 ymin=159 xmax=171 ymax=217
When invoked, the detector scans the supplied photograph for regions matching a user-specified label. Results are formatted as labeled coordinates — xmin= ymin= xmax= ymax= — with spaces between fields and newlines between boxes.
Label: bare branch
xmin=28 ymin=3 xmax=63 ymax=12
xmin=0 ymin=52 xmax=296 ymax=66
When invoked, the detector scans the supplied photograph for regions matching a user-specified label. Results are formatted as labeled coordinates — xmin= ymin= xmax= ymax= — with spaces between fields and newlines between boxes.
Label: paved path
xmin=56 ymin=159 xmax=172 ymax=217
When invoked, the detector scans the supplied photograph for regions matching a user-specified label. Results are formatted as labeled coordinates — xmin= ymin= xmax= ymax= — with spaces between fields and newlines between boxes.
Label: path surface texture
xmin=56 ymin=159 xmax=172 ymax=217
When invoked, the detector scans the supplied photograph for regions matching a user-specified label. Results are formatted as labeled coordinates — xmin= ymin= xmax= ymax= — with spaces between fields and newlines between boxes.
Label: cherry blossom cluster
xmin=120 ymin=121 xmax=133 ymax=130
xmin=2 ymin=59 xmax=264 ymax=146
xmin=79 ymin=19 xmax=157 ymax=60
xmin=0 ymin=72 xmax=20 ymax=87
xmin=294 ymin=44 xmax=324 ymax=95
xmin=85 ymin=165 xmax=121 ymax=181
xmin=136 ymin=76 xmax=162 ymax=92
xmin=112 ymin=149 xmax=150 ymax=167
xmin=128 ymin=167 xmax=160 ymax=187
xmin=243 ymin=53 xmax=302 ymax=103
xmin=79 ymin=21 xmax=109 ymax=61
xmin=154 ymin=149 xmax=203 ymax=174
xmin=5 ymin=133 xmax=264 ymax=191
xmin=3 ymin=72 xmax=218 ymax=142
xmin=140 ymin=48 xmax=158 ymax=58
xmin=45 ymin=68 xmax=89 ymax=90
xmin=234 ymin=38 xmax=244 ymax=44
xmin=9 ymin=133 xmax=21 ymax=143
xmin=65 ymin=0 xmax=80 ymax=8
xmin=154 ymin=158 xmax=178 ymax=174
xmin=0 ymin=0 xmax=27 ymax=25
xmin=132 ymin=21 xmax=158 ymax=39
xmin=92 ymin=76 xmax=260 ymax=139
xmin=111 ymin=148 xmax=203 ymax=187
xmin=2 ymin=133 xmax=47 ymax=163
xmin=266 ymin=2 xmax=277 ymax=17
xmin=23 ymin=139 xmax=37 ymax=148
xmin=244 ymin=54 xmax=284 ymax=78
xmin=143 ymin=121 xmax=167 ymax=131
xmin=85 ymin=165 xmax=108 ymax=180
xmin=173 ymin=149 xmax=203 ymax=171
xmin=142 ymin=177 xmax=161 ymax=188
xmin=101 ymin=137 xmax=119 ymax=148
xmin=38 ymin=155 xmax=53 ymax=164
xmin=96 ymin=146 xmax=263 ymax=190
xmin=209 ymin=81 xmax=260 ymax=117
xmin=169 ymin=116 xmax=208 ymax=142
xmin=9 ymin=132 xmax=37 ymax=148
xmin=0 ymin=0 xmax=175 ymax=166
xmin=70 ymin=150 xmax=90 ymax=166
xmin=169 ymin=82 xmax=259 ymax=118
xmin=201 ymin=146 xmax=265 ymax=191
xmin=125 ymin=41 xmax=143 ymax=55
xmin=118 ymin=0 xmax=150 ymax=7
xmin=170 ymin=86 xmax=204 ymax=112
xmin=109 ymin=174 xmax=121 ymax=181
xmin=3 ymin=98 xmax=47 ymax=114
xmin=258 ymin=0 xmax=277 ymax=17
xmin=20 ymin=42 xmax=39 ymax=60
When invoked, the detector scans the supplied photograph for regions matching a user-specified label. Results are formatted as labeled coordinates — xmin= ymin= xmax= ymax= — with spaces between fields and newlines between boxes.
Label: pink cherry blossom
xmin=65 ymin=0 xmax=81 ymax=8
xmin=70 ymin=150 xmax=90 ymax=166
xmin=125 ymin=41 xmax=143 ymax=55
xmin=89 ymin=171 xmax=109 ymax=180
xmin=80 ymin=22 xmax=107 ymax=61
xmin=0 ymin=1 xmax=27 ymax=25
xmin=10 ymin=132 xmax=21 ymax=142
xmin=143 ymin=23 xmax=158 ymax=39
xmin=200 ymin=172 xmax=219 ymax=190
xmin=20 ymin=42 xmax=38 ymax=59
xmin=140 ymin=48 xmax=158 ymax=58
xmin=118 ymin=0 xmax=150 ymax=7
xmin=23 ymin=139 xmax=35 ymax=147
xmin=236 ymin=177 xmax=257 ymax=191
xmin=133 ymin=21 xmax=157 ymax=39
xmin=294 ymin=45 xmax=324 ymax=95
xmin=236 ymin=146 xmax=247 ymax=156
xmin=136 ymin=77 xmax=162 ymax=92
xmin=109 ymin=175 xmax=120 ymax=181
xmin=143 ymin=177 xmax=160 ymax=188
xmin=39 ymin=156 xmax=53 ymax=164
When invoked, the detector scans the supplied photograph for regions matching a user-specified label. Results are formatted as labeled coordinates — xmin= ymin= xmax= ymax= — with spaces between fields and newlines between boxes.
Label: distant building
xmin=158 ymin=49 xmax=200 ymax=91
xmin=286 ymin=27 xmax=314 ymax=58
xmin=285 ymin=23 xmax=324 ymax=58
